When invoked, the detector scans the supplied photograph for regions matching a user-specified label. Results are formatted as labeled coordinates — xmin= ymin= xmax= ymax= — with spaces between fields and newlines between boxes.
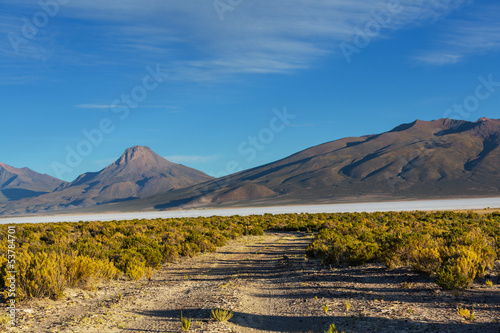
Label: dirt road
xmin=12 ymin=232 xmax=500 ymax=332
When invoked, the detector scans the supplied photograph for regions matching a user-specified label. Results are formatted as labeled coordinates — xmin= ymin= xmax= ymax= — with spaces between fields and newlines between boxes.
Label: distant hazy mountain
xmin=0 ymin=146 xmax=213 ymax=215
xmin=100 ymin=117 xmax=499 ymax=212
xmin=0 ymin=162 xmax=66 ymax=202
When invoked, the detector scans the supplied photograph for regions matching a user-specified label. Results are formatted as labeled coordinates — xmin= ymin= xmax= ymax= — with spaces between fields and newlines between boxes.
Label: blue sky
xmin=1 ymin=0 xmax=500 ymax=181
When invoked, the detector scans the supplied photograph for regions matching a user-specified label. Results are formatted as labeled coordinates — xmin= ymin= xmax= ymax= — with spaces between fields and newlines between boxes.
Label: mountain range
xmin=1 ymin=117 xmax=499 ymax=216
xmin=0 ymin=146 xmax=213 ymax=215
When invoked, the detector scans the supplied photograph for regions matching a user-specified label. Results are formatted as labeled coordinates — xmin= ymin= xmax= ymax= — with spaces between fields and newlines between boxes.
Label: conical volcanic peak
xmin=95 ymin=145 xmax=178 ymax=182
xmin=64 ymin=145 xmax=213 ymax=188
xmin=7 ymin=146 xmax=216 ymax=211
xmin=1 ymin=118 xmax=499 ymax=215
xmin=114 ymin=146 xmax=162 ymax=166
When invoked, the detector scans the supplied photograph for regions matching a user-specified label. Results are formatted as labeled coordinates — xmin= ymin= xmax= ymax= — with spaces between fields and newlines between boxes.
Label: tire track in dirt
xmin=123 ymin=232 xmax=316 ymax=332
xmin=12 ymin=232 xmax=500 ymax=333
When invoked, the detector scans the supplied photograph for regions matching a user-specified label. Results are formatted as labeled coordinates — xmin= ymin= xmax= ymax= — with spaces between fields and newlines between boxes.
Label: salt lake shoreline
xmin=1 ymin=197 xmax=499 ymax=224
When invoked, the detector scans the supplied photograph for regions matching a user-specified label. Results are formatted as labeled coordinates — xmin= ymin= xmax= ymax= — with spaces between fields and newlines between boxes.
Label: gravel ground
xmin=7 ymin=232 xmax=500 ymax=333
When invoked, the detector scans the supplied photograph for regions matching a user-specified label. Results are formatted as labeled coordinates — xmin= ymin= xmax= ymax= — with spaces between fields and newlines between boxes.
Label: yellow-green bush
xmin=1 ymin=210 xmax=498 ymax=300
xmin=65 ymin=254 xmax=119 ymax=287
xmin=0 ymin=255 xmax=7 ymax=288
xmin=346 ymin=240 xmax=379 ymax=265
xmin=14 ymin=250 xmax=67 ymax=300
xmin=161 ymin=244 xmax=179 ymax=263
xmin=114 ymin=249 xmax=146 ymax=280
xmin=179 ymin=242 xmax=200 ymax=257
xmin=305 ymin=211 xmax=499 ymax=289
xmin=436 ymin=246 xmax=494 ymax=289
xmin=410 ymin=247 xmax=442 ymax=275
xmin=123 ymin=235 xmax=163 ymax=268
xmin=1 ymin=250 xmax=120 ymax=300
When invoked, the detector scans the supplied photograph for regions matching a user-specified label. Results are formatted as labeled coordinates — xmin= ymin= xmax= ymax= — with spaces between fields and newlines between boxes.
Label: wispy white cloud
xmin=1 ymin=0 xmax=472 ymax=81
xmin=413 ymin=53 xmax=463 ymax=66
xmin=413 ymin=4 xmax=500 ymax=65
xmin=76 ymin=104 xmax=177 ymax=109
xmin=0 ymin=74 xmax=44 ymax=85
xmin=165 ymin=154 xmax=223 ymax=164
xmin=76 ymin=104 xmax=117 ymax=109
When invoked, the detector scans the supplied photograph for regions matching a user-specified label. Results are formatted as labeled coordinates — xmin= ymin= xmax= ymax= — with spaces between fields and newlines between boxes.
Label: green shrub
xmin=346 ymin=240 xmax=378 ymax=265
xmin=211 ymin=308 xmax=233 ymax=322
xmin=197 ymin=239 xmax=217 ymax=253
xmin=0 ymin=255 xmax=7 ymax=288
xmin=325 ymin=323 xmax=345 ymax=333
xmin=380 ymin=233 xmax=424 ymax=269
xmin=1 ymin=210 xmax=498 ymax=300
xmin=14 ymin=250 xmax=67 ymax=300
xmin=123 ymin=235 xmax=162 ymax=268
xmin=162 ymin=244 xmax=179 ymax=263
xmin=65 ymin=254 xmax=119 ymax=287
xmin=410 ymin=247 xmax=442 ymax=275
xmin=246 ymin=226 xmax=264 ymax=236
xmin=181 ymin=311 xmax=192 ymax=331
xmin=435 ymin=247 xmax=490 ymax=289
xmin=457 ymin=307 xmax=475 ymax=321
xmin=114 ymin=249 xmax=146 ymax=280
xmin=179 ymin=242 xmax=200 ymax=257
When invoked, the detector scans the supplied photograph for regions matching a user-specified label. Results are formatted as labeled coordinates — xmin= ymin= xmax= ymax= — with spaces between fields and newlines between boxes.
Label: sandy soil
xmin=7 ymin=232 xmax=500 ymax=333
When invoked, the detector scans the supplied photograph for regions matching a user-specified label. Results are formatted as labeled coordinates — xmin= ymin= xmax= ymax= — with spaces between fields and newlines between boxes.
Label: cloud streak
xmin=165 ymin=155 xmax=223 ymax=164
xmin=1 ymin=0 xmax=474 ymax=82
xmin=76 ymin=104 xmax=117 ymax=109
xmin=414 ymin=3 xmax=500 ymax=65
xmin=76 ymin=104 xmax=176 ymax=110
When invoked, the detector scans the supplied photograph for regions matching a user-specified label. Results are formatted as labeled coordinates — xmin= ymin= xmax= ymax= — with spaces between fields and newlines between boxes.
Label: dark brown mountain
xmin=0 ymin=146 xmax=213 ymax=215
xmin=2 ymin=118 xmax=499 ymax=216
xmin=59 ymin=145 xmax=214 ymax=200
xmin=93 ymin=117 xmax=499 ymax=212
xmin=0 ymin=162 xmax=66 ymax=202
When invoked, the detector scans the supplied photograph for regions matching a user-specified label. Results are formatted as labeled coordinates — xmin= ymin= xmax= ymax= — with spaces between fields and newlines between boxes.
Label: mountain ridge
xmin=0 ymin=162 xmax=67 ymax=202
xmin=102 ymin=117 xmax=500 ymax=212
xmin=0 ymin=146 xmax=214 ymax=215
xmin=1 ymin=117 xmax=499 ymax=216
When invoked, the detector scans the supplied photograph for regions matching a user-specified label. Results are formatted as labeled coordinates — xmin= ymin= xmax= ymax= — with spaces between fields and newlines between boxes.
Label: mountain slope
xmin=1 ymin=118 xmax=499 ymax=216
xmin=0 ymin=162 xmax=66 ymax=202
xmin=100 ymin=117 xmax=500 ymax=212
xmin=60 ymin=145 xmax=214 ymax=200
xmin=0 ymin=146 xmax=213 ymax=214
